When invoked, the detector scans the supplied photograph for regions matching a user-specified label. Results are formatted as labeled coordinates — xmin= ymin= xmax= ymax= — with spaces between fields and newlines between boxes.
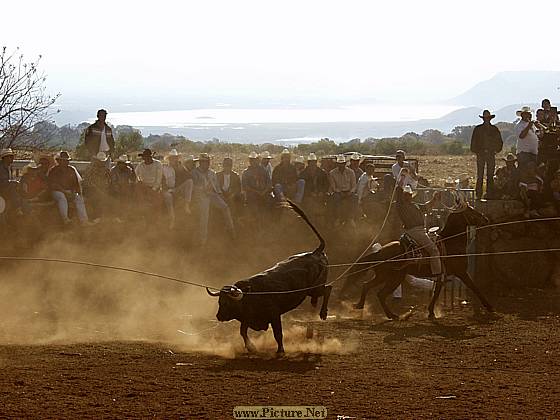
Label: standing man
xmin=84 ymin=109 xmax=115 ymax=162
xmin=162 ymin=149 xmax=193 ymax=228
xmin=515 ymin=107 xmax=543 ymax=170
xmin=385 ymin=150 xmax=418 ymax=195
xmin=348 ymin=153 xmax=364 ymax=183
xmin=470 ymin=110 xmax=503 ymax=199
xmin=260 ymin=151 xmax=273 ymax=183
xmin=186 ymin=153 xmax=235 ymax=246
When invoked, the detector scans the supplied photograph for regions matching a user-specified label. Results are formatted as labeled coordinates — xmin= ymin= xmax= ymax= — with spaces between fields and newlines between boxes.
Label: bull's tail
xmin=286 ymin=199 xmax=325 ymax=253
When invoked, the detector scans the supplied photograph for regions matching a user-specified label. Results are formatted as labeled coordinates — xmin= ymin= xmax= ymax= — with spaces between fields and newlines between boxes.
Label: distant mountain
xmin=449 ymin=71 xmax=560 ymax=109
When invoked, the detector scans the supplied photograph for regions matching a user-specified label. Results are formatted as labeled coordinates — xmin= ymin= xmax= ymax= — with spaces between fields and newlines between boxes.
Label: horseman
xmin=396 ymin=181 xmax=442 ymax=282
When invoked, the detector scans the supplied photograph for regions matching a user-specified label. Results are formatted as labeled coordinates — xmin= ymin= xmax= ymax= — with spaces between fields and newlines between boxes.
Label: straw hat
xmin=280 ymin=149 xmax=291 ymax=156
xmin=260 ymin=151 xmax=273 ymax=159
xmin=248 ymin=151 xmax=259 ymax=159
xmin=116 ymin=154 xmax=130 ymax=163
xmin=198 ymin=153 xmax=211 ymax=161
xmin=336 ymin=154 xmax=346 ymax=164
xmin=295 ymin=155 xmax=305 ymax=164
xmin=307 ymin=153 xmax=318 ymax=161
xmin=166 ymin=148 xmax=180 ymax=159
xmin=350 ymin=153 xmax=361 ymax=161
xmin=516 ymin=106 xmax=533 ymax=117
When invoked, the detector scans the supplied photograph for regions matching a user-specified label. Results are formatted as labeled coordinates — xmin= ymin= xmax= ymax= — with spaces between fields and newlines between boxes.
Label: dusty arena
xmin=0 ymin=219 xmax=558 ymax=419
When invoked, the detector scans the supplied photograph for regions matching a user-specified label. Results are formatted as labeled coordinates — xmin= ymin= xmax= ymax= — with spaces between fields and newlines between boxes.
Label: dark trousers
xmin=475 ymin=152 xmax=495 ymax=198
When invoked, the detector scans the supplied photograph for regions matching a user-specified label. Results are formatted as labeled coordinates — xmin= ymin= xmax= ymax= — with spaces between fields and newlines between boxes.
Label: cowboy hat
xmin=336 ymin=154 xmax=346 ymax=164
xmin=395 ymin=149 xmax=405 ymax=157
xmin=516 ymin=106 xmax=533 ymax=117
xmin=167 ymin=148 xmax=180 ymax=157
xmin=295 ymin=155 xmax=305 ymax=164
xmin=280 ymin=148 xmax=291 ymax=155
xmin=95 ymin=151 xmax=108 ymax=162
xmin=444 ymin=176 xmax=455 ymax=186
xmin=198 ymin=153 xmax=211 ymax=161
xmin=350 ymin=153 xmax=361 ymax=161
xmin=307 ymin=153 xmax=318 ymax=161
xmin=479 ymin=109 xmax=495 ymax=119
xmin=0 ymin=148 xmax=15 ymax=159
xmin=185 ymin=155 xmax=195 ymax=162
xmin=138 ymin=148 xmax=154 ymax=158
xmin=260 ymin=151 xmax=273 ymax=159
xmin=55 ymin=151 xmax=71 ymax=160
xmin=116 ymin=154 xmax=130 ymax=163
xmin=248 ymin=151 xmax=259 ymax=159
xmin=502 ymin=153 xmax=517 ymax=162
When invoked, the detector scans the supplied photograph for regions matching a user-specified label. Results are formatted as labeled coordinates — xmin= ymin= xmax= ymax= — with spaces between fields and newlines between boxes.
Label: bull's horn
xmin=206 ymin=287 xmax=220 ymax=297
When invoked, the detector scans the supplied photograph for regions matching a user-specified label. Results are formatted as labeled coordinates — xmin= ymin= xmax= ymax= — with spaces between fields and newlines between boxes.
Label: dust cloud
xmin=0 ymin=217 xmax=367 ymax=357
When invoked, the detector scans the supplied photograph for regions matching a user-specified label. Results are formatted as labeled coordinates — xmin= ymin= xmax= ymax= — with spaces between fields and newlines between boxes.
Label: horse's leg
xmin=377 ymin=274 xmax=404 ymax=320
xmin=353 ymin=276 xmax=375 ymax=310
xmin=456 ymin=270 xmax=494 ymax=313
xmin=427 ymin=279 xmax=444 ymax=320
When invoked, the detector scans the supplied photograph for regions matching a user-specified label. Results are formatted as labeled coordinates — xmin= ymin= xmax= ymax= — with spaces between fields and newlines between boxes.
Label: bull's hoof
xmin=352 ymin=303 xmax=364 ymax=310
xmin=319 ymin=310 xmax=328 ymax=320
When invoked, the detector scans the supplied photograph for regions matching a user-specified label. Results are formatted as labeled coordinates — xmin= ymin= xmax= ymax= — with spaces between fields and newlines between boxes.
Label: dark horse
xmin=341 ymin=203 xmax=495 ymax=320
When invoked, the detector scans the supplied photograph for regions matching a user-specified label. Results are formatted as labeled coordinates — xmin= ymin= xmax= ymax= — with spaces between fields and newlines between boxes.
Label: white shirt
xmin=136 ymin=160 xmax=163 ymax=190
xmin=162 ymin=164 xmax=176 ymax=190
xmin=515 ymin=120 xmax=539 ymax=155
xmin=223 ymin=173 xmax=231 ymax=192
xmin=99 ymin=126 xmax=110 ymax=152
xmin=392 ymin=162 xmax=417 ymax=188
xmin=357 ymin=173 xmax=379 ymax=201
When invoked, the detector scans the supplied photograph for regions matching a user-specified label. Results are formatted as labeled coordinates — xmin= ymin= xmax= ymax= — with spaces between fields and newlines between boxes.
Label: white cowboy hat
xmin=307 ymin=153 xmax=318 ymax=161
xmin=295 ymin=155 xmax=305 ymax=164
xmin=516 ymin=106 xmax=533 ymax=117
xmin=350 ymin=153 xmax=361 ymax=161
xmin=116 ymin=154 xmax=130 ymax=163
xmin=503 ymin=153 xmax=517 ymax=162
xmin=260 ymin=151 xmax=273 ymax=159
xmin=248 ymin=151 xmax=259 ymax=159
xmin=336 ymin=154 xmax=346 ymax=164
xmin=95 ymin=151 xmax=108 ymax=162
xmin=280 ymin=148 xmax=291 ymax=155
xmin=0 ymin=148 xmax=15 ymax=159
xmin=167 ymin=148 xmax=180 ymax=157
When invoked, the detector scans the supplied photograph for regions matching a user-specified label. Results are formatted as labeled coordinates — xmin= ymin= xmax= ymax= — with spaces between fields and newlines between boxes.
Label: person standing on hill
xmin=470 ymin=109 xmax=503 ymax=199
xmin=84 ymin=109 xmax=115 ymax=164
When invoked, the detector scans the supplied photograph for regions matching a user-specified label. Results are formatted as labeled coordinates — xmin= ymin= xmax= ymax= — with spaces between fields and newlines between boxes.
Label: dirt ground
xmin=0 ymin=289 xmax=558 ymax=419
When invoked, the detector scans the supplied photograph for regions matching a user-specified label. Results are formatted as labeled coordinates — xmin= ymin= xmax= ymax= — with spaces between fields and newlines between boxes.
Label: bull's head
xmin=206 ymin=285 xmax=244 ymax=321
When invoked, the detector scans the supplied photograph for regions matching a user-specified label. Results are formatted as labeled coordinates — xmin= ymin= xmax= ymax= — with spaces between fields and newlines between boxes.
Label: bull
xmin=206 ymin=200 xmax=331 ymax=354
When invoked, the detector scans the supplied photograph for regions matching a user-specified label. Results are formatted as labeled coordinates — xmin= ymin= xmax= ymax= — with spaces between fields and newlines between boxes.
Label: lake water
xmin=106 ymin=104 xmax=459 ymax=128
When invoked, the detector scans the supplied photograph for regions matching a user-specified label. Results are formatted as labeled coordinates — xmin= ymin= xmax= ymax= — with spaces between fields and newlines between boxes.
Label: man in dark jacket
xmin=470 ymin=109 xmax=503 ymax=199
xmin=84 ymin=109 xmax=115 ymax=160
xmin=217 ymin=157 xmax=242 ymax=221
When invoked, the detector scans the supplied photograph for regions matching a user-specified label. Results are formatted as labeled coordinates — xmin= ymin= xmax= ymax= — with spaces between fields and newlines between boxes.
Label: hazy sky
xmin=3 ymin=0 xmax=560 ymax=108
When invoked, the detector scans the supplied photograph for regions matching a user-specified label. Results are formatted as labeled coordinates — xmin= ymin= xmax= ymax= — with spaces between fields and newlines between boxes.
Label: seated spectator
xmin=357 ymin=163 xmax=380 ymax=219
xmin=110 ymin=155 xmax=136 ymax=221
xmin=48 ymin=151 xmax=92 ymax=225
xmin=242 ymin=152 xmax=271 ymax=232
xmin=135 ymin=148 xmax=163 ymax=208
xmin=21 ymin=162 xmax=50 ymax=202
xmin=489 ymin=154 xmax=521 ymax=200
xmin=162 ymin=149 xmax=193 ymax=228
xmin=519 ymin=161 xmax=545 ymax=218
xmin=83 ymin=152 xmax=111 ymax=220
xmin=300 ymin=153 xmax=329 ymax=221
xmin=0 ymin=148 xmax=28 ymax=215
xmin=329 ymin=154 xmax=357 ymax=227
xmin=272 ymin=149 xmax=299 ymax=201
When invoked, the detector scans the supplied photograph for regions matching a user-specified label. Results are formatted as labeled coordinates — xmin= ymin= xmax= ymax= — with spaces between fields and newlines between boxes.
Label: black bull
xmin=341 ymin=204 xmax=495 ymax=320
xmin=207 ymin=201 xmax=331 ymax=354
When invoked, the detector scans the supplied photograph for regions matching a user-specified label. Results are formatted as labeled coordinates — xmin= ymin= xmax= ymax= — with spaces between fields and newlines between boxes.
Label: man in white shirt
xmin=390 ymin=150 xmax=418 ymax=189
xmin=515 ymin=106 xmax=544 ymax=170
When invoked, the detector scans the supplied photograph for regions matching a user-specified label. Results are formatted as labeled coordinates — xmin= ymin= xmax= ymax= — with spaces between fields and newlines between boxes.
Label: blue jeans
xmin=52 ymin=190 xmax=89 ymax=223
